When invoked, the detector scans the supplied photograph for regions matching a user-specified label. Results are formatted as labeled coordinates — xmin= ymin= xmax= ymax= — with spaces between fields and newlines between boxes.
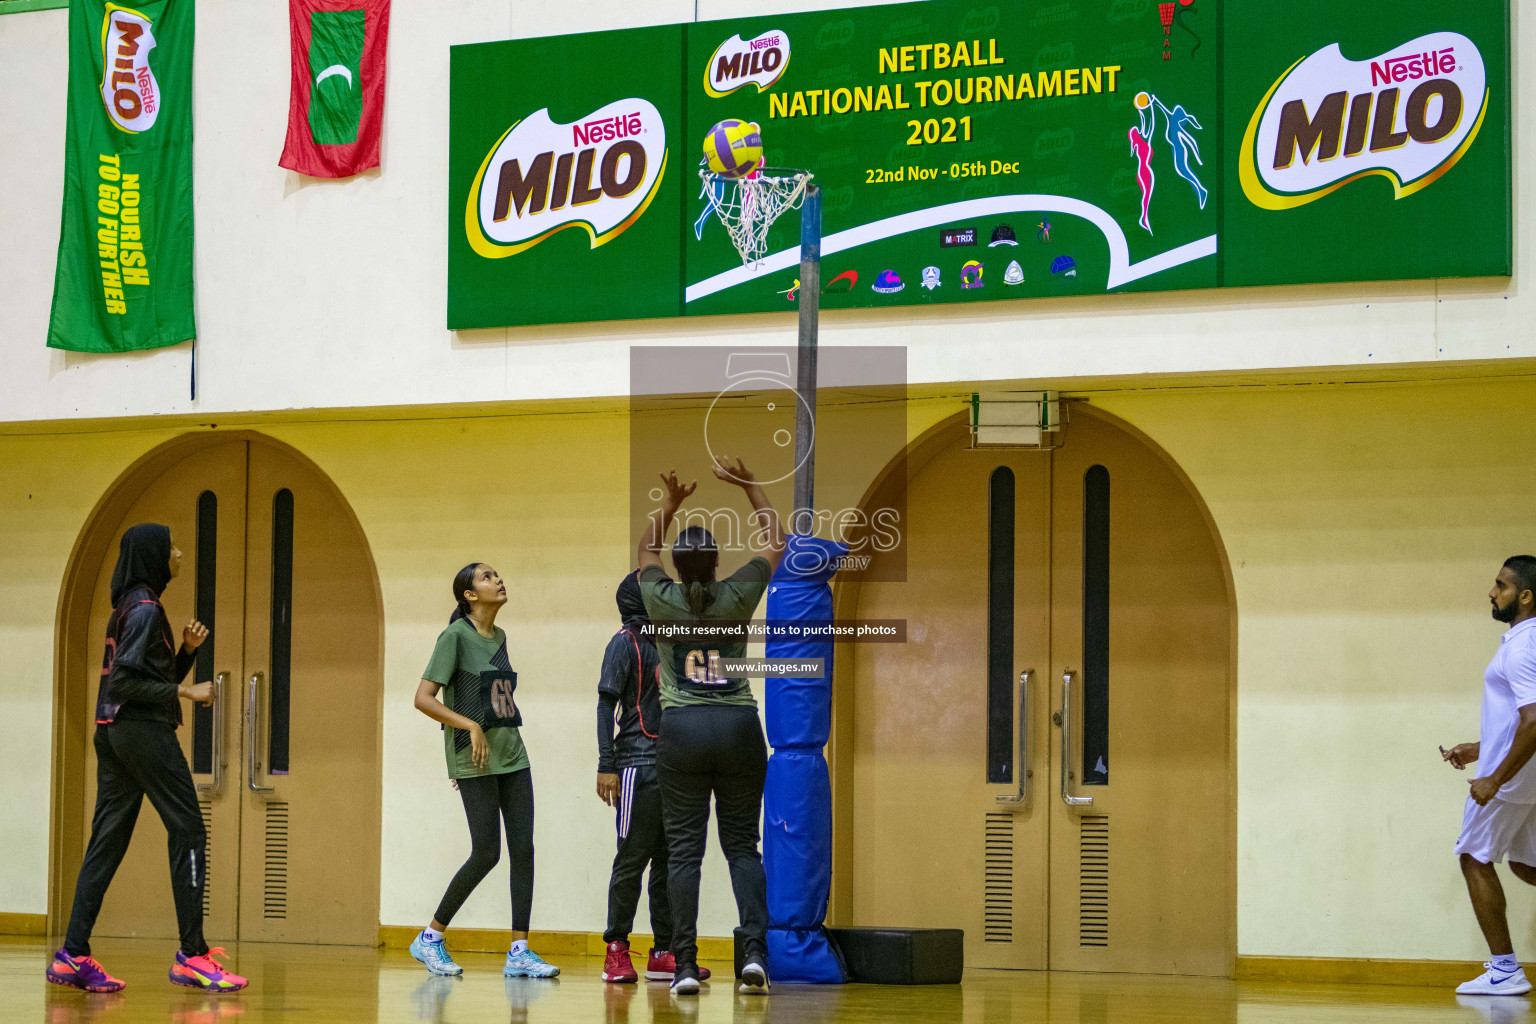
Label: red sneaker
xmin=170 ymin=947 xmax=248 ymax=992
xmin=645 ymin=948 xmax=710 ymax=982
xmin=602 ymin=941 xmax=638 ymax=983
xmin=46 ymin=948 xmax=126 ymax=993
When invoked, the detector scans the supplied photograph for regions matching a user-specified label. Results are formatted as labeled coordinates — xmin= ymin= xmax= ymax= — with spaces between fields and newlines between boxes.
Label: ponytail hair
xmin=672 ymin=527 xmax=718 ymax=617
xmin=449 ymin=562 xmax=482 ymax=624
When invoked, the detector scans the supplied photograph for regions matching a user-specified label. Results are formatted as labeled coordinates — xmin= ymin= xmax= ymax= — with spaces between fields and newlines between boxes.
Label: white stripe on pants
xmin=619 ymin=766 xmax=637 ymax=839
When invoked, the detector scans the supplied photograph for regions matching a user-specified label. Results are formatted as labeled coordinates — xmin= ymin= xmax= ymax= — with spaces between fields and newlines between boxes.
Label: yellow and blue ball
xmin=703 ymin=119 xmax=763 ymax=179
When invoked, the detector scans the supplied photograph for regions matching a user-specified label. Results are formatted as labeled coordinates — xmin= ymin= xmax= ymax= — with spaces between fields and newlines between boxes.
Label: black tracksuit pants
xmin=657 ymin=704 xmax=769 ymax=970
xmin=604 ymin=764 xmax=672 ymax=949
xmin=65 ymin=719 xmax=208 ymax=958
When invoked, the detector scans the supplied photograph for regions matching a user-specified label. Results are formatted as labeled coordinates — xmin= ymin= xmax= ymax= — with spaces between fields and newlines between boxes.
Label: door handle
xmin=1059 ymin=669 xmax=1093 ymax=807
xmin=996 ymin=669 xmax=1032 ymax=807
xmin=195 ymin=672 xmax=229 ymax=797
xmin=247 ymin=672 xmax=275 ymax=795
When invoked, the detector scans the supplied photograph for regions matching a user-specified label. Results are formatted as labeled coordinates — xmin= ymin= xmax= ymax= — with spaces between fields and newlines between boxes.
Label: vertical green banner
xmin=47 ymin=0 xmax=196 ymax=354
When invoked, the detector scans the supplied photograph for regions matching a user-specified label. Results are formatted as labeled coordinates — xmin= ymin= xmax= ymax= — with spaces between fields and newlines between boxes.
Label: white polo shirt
xmin=1478 ymin=617 xmax=1536 ymax=803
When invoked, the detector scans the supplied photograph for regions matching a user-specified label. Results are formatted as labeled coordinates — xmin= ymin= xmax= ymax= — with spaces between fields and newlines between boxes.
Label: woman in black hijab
xmin=48 ymin=524 xmax=248 ymax=994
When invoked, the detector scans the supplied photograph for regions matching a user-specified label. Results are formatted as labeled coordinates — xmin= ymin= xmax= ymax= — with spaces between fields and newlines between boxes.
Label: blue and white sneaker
xmin=410 ymin=931 xmax=464 ymax=976
xmin=1457 ymin=963 xmax=1532 ymax=995
xmin=503 ymin=946 xmax=560 ymax=978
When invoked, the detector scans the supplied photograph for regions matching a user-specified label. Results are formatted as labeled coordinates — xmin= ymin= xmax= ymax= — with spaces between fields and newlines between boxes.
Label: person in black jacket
xmin=596 ymin=570 xmax=711 ymax=985
xmin=48 ymin=524 xmax=248 ymax=994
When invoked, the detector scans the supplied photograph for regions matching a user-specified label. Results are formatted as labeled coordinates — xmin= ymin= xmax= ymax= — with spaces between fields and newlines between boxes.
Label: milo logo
xmin=1034 ymin=127 xmax=1075 ymax=159
xmin=818 ymin=18 xmax=855 ymax=48
xmin=961 ymin=178 xmax=1002 ymax=201
xmin=101 ymin=3 xmax=160 ymax=133
xmin=466 ymin=99 xmax=667 ymax=258
xmin=1241 ymin=31 xmax=1489 ymax=210
xmin=1034 ymin=41 xmax=1075 ymax=70
xmin=960 ymin=7 xmax=1001 ymax=34
xmin=1108 ymin=0 xmax=1149 ymax=24
xmin=822 ymin=184 xmax=856 ymax=214
xmin=705 ymin=30 xmax=791 ymax=98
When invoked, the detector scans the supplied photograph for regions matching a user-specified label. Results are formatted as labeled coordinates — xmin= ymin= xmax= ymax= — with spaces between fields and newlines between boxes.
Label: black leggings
xmin=433 ymin=769 xmax=535 ymax=932
xmin=658 ymin=705 xmax=769 ymax=970
xmin=65 ymin=720 xmax=208 ymax=958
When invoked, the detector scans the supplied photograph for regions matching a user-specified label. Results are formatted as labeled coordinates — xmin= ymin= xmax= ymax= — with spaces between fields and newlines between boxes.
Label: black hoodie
xmin=596 ymin=570 xmax=661 ymax=771
xmin=96 ymin=524 xmax=196 ymax=726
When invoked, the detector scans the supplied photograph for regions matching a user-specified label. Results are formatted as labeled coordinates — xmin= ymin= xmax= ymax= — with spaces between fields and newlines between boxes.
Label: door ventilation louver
xmin=264 ymin=802 xmax=290 ymax=920
xmin=983 ymin=812 xmax=1014 ymax=943
xmin=1080 ymin=814 xmax=1109 ymax=947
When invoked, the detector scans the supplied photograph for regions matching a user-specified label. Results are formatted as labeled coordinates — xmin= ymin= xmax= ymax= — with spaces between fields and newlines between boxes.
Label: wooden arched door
xmin=845 ymin=408 xmax=1233 ymax=974
xmin=67 ymin=436 xmax=382 ymax=945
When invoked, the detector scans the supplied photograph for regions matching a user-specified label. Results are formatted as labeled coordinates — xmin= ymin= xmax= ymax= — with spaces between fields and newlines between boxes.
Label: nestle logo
xmin=940 ymin=227 xmax=977 ymax=247
xmin=750 ymin=35 xmax=781 ymax=50
xmin=572 ymin=112 xmax=642 ymax=147
xmin=1370 ymin=47 xmax=1456 ymax=86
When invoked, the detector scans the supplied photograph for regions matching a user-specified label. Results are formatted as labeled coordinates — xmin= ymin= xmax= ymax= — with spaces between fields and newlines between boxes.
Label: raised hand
xmin=711 ymin=456 xmax=756 ymax=487
xmin=659 ymin=469 xmax=697 ymax=510
xmin=183 ymin=620 xmax=209 ymax=650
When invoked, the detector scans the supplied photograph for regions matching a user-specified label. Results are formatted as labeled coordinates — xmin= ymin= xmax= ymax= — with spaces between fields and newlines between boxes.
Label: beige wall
xmin=0 ymin=428 xmax=172 ymax=915
xmin=5 ymin=375 xmax=1536 ymax=959
xmin=1095 ymin=378 xmax=1536 ymax=960
xmin=0 ymin=1 xmax=1529 ymax=421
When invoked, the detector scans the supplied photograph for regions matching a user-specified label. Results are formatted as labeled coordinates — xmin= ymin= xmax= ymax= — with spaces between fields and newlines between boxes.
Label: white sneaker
xmin=737 ymin=961 xmax=770 ymax=996
xmin=1457 ymin=963 xmax=1532 ymax=995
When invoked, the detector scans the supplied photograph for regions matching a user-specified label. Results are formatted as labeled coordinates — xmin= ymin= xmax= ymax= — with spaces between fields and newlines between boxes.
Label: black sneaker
xmin=738 ymin=960 xmax=770 ymax=995
xmin=670 ymin=963 xmax=700 ymax=995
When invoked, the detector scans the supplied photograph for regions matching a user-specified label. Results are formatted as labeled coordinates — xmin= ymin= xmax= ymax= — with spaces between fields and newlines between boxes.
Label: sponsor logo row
xmin=778 ymin=254 xmax=1078 ymax=300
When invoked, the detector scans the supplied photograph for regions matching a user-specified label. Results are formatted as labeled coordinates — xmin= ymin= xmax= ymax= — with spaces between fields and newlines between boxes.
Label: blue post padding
xmin=766 ymin=672 xmax=831 ymax=750
xmin=768 ymin=927 xmax=847 ymax=984
xmin=761 ymin=534 xmax=848 ymax=983
xmin=766 ymin=535 xmax=847 ymax=748
xmin=764 ymin=751 xmax=832 ymax=927
xmin=773 ymin=533 xmax=846 ymax=585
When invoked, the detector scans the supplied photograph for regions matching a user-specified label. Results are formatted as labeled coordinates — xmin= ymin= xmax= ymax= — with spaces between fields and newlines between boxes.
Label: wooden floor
xmin=1 ymin=936 xmax=1522 ymax=1024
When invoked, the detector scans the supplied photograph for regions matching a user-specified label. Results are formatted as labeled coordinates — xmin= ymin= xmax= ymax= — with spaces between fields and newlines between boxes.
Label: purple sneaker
xmin=47 ymin=948 xmax=127 ymax=992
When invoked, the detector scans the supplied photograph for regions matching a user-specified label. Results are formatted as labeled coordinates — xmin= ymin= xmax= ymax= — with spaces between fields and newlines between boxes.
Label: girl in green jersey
xmin=407 ymin=562 xmax=557 ymax=979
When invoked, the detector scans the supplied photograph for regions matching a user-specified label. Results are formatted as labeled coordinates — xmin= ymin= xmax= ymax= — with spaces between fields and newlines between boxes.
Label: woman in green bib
xmin=637 ymin=457 xmax=785 ymax=996
xmin=407 ymin=562 xmax=558 ymax=980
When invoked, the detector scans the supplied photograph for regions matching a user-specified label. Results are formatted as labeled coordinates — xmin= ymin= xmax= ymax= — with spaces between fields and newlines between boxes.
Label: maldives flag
xmin=278 ymin=0 xmax=389 ymax=177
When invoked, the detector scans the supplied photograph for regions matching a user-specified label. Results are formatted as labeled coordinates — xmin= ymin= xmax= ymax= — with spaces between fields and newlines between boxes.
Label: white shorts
xmin=1455 ymin=795 xmax=1536 ymax=865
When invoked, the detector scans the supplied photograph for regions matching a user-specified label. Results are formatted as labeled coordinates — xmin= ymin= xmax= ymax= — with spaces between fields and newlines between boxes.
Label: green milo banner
xmin=48 ymin=0 xmax=196 ymax=354
xmin=447 ymin=0 xmax=1510 ymax=329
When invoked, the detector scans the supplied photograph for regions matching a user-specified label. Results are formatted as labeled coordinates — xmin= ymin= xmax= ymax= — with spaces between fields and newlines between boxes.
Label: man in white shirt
xmin=1445 ymin=555 xmax=1536 ymax=995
